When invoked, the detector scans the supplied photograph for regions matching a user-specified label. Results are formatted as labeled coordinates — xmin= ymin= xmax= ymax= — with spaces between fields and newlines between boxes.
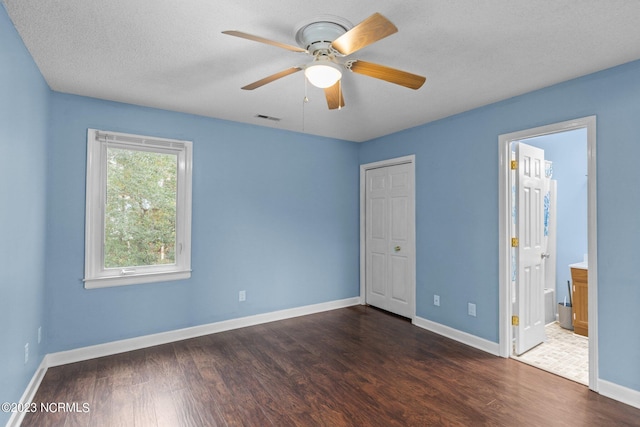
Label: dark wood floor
xmin=22 ymin=306 xmax=640 ymax=426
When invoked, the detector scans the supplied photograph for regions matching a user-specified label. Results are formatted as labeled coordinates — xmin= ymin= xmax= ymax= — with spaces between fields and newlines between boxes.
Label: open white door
xmin=514 ymin=142 xmax=547 ymax=355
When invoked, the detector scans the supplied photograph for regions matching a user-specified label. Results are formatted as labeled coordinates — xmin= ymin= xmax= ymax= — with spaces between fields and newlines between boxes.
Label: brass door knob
xmin=394 ymin=246 xmax=401 ymax=252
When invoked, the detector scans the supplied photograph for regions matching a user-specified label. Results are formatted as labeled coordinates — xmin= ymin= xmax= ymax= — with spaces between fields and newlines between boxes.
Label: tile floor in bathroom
xmin=512 ymin=321 xmax=589 ymax=385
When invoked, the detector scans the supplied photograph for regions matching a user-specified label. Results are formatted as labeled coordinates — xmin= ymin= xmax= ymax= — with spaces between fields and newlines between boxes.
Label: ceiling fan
xmin=222 ymin=13 xmax=426 ymax=110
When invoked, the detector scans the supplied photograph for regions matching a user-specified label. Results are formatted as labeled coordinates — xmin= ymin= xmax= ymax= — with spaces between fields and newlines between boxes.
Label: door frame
xmin=498 ymin=116 xmax=598 ymax=391
xmin=360 ymin=155 xmax=416 ymax=320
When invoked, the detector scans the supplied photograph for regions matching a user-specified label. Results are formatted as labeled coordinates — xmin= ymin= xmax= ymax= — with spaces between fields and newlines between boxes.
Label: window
xmin=84 ymin=129 xmax=192 ymax=288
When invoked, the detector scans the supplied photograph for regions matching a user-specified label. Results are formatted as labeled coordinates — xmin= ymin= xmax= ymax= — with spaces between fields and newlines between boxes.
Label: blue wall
xmin=524 ymin=129 xmax=588 ymax=304
xmin=0 ymin=4 xmax=49 ymax=425
xmin=2 ymin=3 xmax=640 ymax=416
xmin=45 ymin=93 xmax=360 ymax=352
xmin=359 ymin=60 xmax=640 ymax=392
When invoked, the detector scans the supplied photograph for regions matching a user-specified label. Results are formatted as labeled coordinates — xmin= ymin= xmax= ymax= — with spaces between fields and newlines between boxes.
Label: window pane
xmin=105 ymin=147 xmax=177 ymax=268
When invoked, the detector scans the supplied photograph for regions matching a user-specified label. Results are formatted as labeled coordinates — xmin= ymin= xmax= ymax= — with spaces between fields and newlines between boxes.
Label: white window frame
xmin=84 ymin=129 xmax=192 ymax=289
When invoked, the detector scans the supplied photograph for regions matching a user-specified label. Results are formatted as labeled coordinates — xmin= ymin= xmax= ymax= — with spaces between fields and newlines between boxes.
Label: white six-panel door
xmin=365 ymin=163 xmax=414 ymax=318
xmin=515 ymin=142 xmax=547 ymax=355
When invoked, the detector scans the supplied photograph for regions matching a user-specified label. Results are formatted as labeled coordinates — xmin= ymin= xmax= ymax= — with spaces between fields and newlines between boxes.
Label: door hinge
xmin=512 ymin=315 xmax=519 ymax=326
xmin=511 ymin=160 xmax=518 ymax=170
xmin=511 ymin=237 xmax=519 ymax=247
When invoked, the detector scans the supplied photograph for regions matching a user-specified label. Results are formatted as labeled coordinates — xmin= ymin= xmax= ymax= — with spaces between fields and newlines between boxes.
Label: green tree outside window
xmin=105 ymin=147 xmax=177 ymax=268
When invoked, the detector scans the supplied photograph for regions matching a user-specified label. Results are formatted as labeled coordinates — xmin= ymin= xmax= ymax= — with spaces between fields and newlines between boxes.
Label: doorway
xmin=360 ymin=155 xmax=416 ymax=319
xmin=510 ymin=131 xmax=589 ymax=384
xmin=498 ymin=117 xmax=598 ymax=391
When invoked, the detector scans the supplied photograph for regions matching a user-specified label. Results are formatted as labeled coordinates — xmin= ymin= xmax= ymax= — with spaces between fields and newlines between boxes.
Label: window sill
xmin=84 ymin=270 xmax=191 ymax=289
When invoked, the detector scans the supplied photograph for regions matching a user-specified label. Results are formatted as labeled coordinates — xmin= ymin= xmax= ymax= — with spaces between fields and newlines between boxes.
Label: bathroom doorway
xmin=498 ymin=116 xmax=598 ymax=390
xmin=510 ymin=130 xmax=588 ymax=384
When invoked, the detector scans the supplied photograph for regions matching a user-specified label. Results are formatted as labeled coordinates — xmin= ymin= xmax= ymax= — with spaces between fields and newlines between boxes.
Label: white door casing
xmin=360 ymin=156 xmax=415 ymax=319
xmin=498 ymin=116 xmax=597 ymax=391
xmin=515 ymin=142 xmax=547 ymax=355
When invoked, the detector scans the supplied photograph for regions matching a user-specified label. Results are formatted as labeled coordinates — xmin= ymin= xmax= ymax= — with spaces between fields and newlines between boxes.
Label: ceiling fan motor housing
xmin=294 ymin=16 xmax=353 ymax=56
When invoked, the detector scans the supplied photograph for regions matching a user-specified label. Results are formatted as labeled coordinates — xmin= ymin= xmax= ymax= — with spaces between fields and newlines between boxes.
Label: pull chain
xmin=304 ymin=74 xmax=309 ymax=104
xmin=302 ymin=76 xmax=309 ymax=132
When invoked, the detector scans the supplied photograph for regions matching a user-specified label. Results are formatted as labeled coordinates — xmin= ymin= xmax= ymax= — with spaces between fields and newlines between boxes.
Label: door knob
xmin=541 ymin=253 xmax=550 ymax=259
xmin=394 ymin=246 xmax=401 ymax=252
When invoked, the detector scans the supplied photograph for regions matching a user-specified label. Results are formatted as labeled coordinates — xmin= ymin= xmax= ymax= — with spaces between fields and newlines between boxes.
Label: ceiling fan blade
xmin=348 ymin=60 xmax=426 ymax=89
xmin=330 ymin=13 xmax=398 ymax=56
xmin=324 ymin=82 xmax=345 ymax=110
xmin=222 ymin=30 xmax=307 ymax=53
xmin=241 ymin=67 xmax=302 ymax=90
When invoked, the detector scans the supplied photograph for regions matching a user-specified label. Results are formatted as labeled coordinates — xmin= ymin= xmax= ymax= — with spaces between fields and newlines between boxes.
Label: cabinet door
xmin=571 ymin=268 xmax=588 ymax=337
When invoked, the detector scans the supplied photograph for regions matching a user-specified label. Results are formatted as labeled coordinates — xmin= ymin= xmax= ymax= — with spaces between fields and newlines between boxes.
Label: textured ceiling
xmin=4 ymin=0 xmax=640 ymax=142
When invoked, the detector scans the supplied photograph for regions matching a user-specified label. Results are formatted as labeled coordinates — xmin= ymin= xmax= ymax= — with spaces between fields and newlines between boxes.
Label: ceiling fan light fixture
xmin=305 ymin=62 xmax=342 ymax=88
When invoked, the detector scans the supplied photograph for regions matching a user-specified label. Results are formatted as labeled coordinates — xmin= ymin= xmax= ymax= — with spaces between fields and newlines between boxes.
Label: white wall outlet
xmin=433 ymin=295 xmax=440 ymax=306
xmin=468 ymin=303 xmax=477 ymax=317
xmin=24 ymin=343 xmax=29 ymax=364
xmin=239 ymin=290 xmax=246 ymax=302
xmin=38 ymin=326 xmax=42 ymax=344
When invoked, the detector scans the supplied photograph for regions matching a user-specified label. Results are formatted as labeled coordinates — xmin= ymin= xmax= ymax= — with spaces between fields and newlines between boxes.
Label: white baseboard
xmin=11 ymin=300 xmax=639 ymax=427
xmin=412 ymin=315 xmax=501 ymax=356
xmin=599 ymin=379 xmax=640 ymax=409
xmin=5 ymin=297 xmax=359 ymax=427
xmin=46 ymin=297 xmax=361 ymax=367
xmin=6 ymin=358 xmax=48 ymax=427
xmin=412 ymin=316 xmax=640 ymax=411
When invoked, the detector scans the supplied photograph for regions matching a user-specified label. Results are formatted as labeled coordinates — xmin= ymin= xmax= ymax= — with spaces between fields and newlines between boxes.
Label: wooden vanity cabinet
xmin=570 ymin=267 xmax=588 ymax=337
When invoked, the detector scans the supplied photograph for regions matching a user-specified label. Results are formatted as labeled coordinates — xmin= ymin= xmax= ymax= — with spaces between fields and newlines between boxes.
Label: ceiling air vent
xmin=255 ymin=114 xmax=281 ymax=122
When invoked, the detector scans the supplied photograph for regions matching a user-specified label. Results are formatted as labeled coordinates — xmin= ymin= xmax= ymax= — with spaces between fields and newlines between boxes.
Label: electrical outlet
xmin=468 ymin=303 xmax=477 ymax=317
xmin=239 ymin=290 xmax=246 ymax=302
xmin=433 ymin=295 xmax=440 ymax=306
xmin=24 ymin=343 xmax=29 ymax=364
xmin=38 ymin=326 xmax=42 ymax=344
